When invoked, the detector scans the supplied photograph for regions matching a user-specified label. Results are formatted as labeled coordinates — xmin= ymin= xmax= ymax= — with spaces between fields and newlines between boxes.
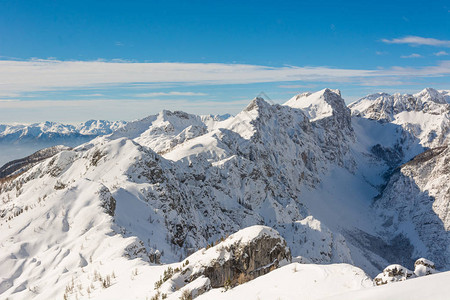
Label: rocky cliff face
xmin=285 ymin=88 xmax=355 ymax=169
xmin=152 ymin=226 xmax=291 ymax=299
xmin=373 ymin=145 xmax=450 ymax=269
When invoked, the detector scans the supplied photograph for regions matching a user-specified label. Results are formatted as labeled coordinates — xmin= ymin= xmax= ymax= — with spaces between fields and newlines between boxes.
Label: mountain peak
xmin=284 ymin=88 xmax=346 ymax=122
xmin=244 ymin=97 xmax=270 ymax=112
xmin=414 ymin=88 xmax=446 ymax=104
xmin=323 ymin=88 xmax=341 ymax=97
xmin=350 ymin=88 xmax=449 ymax=123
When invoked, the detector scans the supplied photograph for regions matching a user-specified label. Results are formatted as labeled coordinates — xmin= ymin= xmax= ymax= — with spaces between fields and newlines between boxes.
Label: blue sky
xmin=0 ymin=0 xmax=449 ymax=123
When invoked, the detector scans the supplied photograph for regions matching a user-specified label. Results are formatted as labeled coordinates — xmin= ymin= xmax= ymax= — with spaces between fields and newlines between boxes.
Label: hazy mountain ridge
xmin=0 ymin=120 xmax=127 ymax=140
xmin=0 ymin=120 xmax=127 ymax=167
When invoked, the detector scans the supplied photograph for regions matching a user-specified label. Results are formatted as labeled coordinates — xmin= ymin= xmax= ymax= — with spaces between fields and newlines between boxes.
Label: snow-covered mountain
xmin=0 ymin=120 xmax=127 ymax=167
xmin=1 ymin=87 xmax=450 ymax=299
xmin=349 ymin=88 xmax=450 ymax=147
xmin=0 ymin=145 xmax=71 ymax=178
xmin=0 ymin=120 xmax=127 ymax=142
xmin=109 ymin=110 xmax=231 ymax=155
xmin=0 ymin=114 xmax=232 ymax=168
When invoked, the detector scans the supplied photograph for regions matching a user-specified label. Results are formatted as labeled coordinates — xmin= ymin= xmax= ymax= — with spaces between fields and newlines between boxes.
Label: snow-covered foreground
xmin=326 ymin=270 xmax=450 ymax=300
xmin=197 ymin=263 xmax=373 ymax=300
xmin=198 ymin=264 xmax=450 ymax=300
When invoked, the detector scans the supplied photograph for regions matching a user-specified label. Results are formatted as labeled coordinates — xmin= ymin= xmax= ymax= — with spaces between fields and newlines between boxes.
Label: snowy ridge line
xmin=0 ymin=145 xmax=71 ymax=179
xmin=196 ymin=91 xmax=275 ymax=155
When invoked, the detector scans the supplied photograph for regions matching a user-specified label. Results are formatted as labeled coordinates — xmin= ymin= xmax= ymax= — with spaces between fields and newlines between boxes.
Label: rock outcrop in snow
xmin=374 ymin=264 xmax=415 ymax=285
xmin=374 ymin=258 xmax=438 ymax=286
xmin=153 ymin=226 xmax=291 ymax=299
xmin=414 ymin=258 xmax=437 ymax=276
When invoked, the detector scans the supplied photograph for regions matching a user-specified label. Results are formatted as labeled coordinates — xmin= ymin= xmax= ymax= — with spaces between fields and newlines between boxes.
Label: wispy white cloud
xmin=0 ymin=59 xmax=449 ymax=98
xmin=278 ymin=84 xmax=318 ymax=89
xmin=78 ymin=93 xmax=105 ymax=97
xmin=135 ymin=91 xmax=208 ymax=97
xmin=400 ymin=53 xmax=422 ymax=58
xmin=0 ymin=92 xmax=22 ymax=98
xmin=382 ymin=36 xmax=450 ymax=47
xmin=356 ymin=78 xmax=416 ymax=87
xmin=434 ymin=51 xmax=449 ymax=56
xmin=0 ymin=99 xmax=20 ymax=102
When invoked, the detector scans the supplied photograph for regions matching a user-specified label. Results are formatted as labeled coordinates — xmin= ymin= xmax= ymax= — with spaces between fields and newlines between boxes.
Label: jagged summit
xmin=243 ymin=97 xmax=271 ymax=112
xmin=350 ymin=88 xmax=450 ymax=121
xmin=349 ymin=88 xmax=450 ymax=147
xmin=414 ymin=87 xmax=447 ymax=104
xmin=284 ymin=88 xmax=345 ymax=122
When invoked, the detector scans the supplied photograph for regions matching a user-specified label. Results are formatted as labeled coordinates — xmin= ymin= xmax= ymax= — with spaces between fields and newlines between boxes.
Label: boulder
xmin=154 ymin=226 xmax=291 ymax=298
xmin=374 ymin=264 xmax=415 ymax=286
xmin=414 ymin=258 xmax=437 ymax=276
xmin=374 ymin=258 xmax=438 ymax=286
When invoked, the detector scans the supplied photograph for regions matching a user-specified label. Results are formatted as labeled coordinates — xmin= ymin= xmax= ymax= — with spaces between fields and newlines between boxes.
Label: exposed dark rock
xmin=159 ymin=226 xmax=291 ymax=298
xmin=98 ymin=185 xmax=116 ymax=217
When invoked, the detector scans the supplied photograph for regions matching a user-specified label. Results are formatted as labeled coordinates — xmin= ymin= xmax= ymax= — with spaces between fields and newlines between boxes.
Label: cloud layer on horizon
xmin=1 ymin=59 xmax=449 ymax=98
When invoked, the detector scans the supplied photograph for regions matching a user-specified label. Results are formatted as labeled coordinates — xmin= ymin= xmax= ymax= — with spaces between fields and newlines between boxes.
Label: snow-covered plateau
xmin=1 ymin=88 xmax=449 ymax=299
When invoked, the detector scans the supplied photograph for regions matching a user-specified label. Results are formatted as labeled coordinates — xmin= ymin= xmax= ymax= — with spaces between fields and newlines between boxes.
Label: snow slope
xmin=325 ymin=270 xmax=450 ymax=300
xmin=197 ymin=263 xmax=373 ymax=300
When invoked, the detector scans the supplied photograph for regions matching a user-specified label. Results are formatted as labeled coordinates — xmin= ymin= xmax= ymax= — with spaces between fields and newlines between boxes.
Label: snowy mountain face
xmin=285 ymin=89 xmax=355 ymax=170
xmin=109 ymin=110 xmax=231 ymax=155
xmin=440 ymin=90 xmax=450 ymax=103
xmin=373 ymin=145 xmax=450 ymax=269
xmin=0 ymin=145 xmax=71 ymax=178
xmin=349 ymin=88 xmax=450 ymax=148
xmin=1 ymin=87 xmax=450 ymax=299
